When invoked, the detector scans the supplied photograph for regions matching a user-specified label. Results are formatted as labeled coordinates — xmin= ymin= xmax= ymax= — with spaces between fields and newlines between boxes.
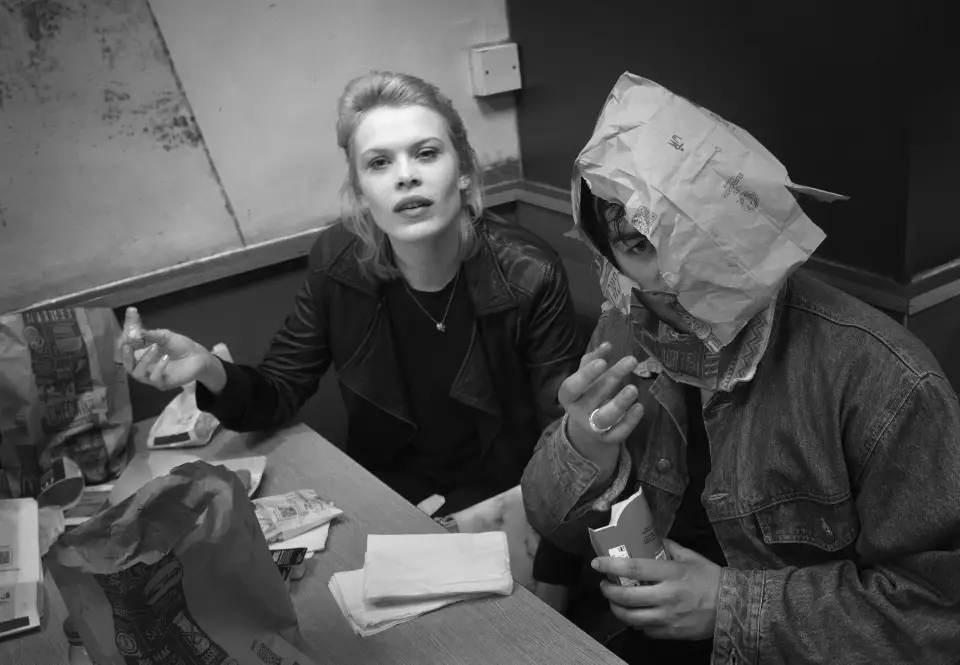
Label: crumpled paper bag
xmin=570 ymin=72 xmax=847 ymax=347
xmin=47 ymin=460 xmax=316 ymax=665
xmin=362 ymin=532 xmax=513 ymax=604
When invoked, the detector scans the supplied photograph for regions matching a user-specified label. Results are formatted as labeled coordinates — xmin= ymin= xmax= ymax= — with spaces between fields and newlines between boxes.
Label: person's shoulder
xmin=307 ymin=222 xmax=358 ymax=273
xmin=477 ymin=212 xmax=567 ymax=303
xmin=784 ymin=271 xmax=944 ymax=379
xmin=479 ymin=212 xmax=562 ymax=269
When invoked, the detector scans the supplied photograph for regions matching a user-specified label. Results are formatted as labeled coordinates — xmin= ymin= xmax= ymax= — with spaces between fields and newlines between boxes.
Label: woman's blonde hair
xmin=336 ymin=71 xmax=483 ymax=280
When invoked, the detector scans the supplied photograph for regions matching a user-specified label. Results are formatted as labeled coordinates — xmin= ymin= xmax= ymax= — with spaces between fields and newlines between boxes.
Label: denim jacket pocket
xmin=753 ymin=494 xmax=860 ymax=567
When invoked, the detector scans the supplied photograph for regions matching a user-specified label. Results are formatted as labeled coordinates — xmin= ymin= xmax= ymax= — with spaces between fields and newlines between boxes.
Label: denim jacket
xmin=522 ymin=272 xmax=960 ymax=664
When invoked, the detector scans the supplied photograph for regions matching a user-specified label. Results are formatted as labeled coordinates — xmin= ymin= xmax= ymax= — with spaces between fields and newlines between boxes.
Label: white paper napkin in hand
xmin=328 ymin=569 xmax=468 ymax=637
xmin=362 ymin=532 xmax=513 ymax=604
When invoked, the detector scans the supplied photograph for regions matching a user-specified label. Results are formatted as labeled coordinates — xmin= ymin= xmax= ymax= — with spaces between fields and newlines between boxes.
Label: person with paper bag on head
xmin=521 ymin=72 xmax=960 ymax=664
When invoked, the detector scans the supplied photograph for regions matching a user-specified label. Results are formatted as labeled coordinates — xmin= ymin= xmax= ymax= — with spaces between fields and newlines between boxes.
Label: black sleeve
xmin=196 ymin=270 xmax=331 ymax=431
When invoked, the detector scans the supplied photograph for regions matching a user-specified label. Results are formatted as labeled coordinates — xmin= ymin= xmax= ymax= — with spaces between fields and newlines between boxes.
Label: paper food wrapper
xmin=47 ymin=460 xmax=317 ymax=665
xmin=253 ymin=489 xmax=342 ymax=545
xmin=571 ymin=72 xmax=847 ymax=347
xmin=0 ymin=307 xmax=132 ymax=498
xmin=147 ymin=343 xmax=234 ymax=450
xmin=268 ymin=523 xmax=330 ymax=558
xmin=588 ymin=487 xmax=670 ymax=587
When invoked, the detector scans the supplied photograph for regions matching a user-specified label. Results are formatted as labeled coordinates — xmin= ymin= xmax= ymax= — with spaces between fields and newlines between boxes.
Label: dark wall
xmin=908 ymin=296 xmax=960 ymax=389
xmin=507 ymin=0 xmax=931 ymax=280
xmin=901 ymin=0 xmax=960 ymax=277
xmin=904 ymin=68 xmax=960 ymax=276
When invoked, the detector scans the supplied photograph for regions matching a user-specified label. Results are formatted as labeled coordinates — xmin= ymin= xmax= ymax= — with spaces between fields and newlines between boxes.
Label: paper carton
xmin=588 ymin=488 xmax=669 ymax=586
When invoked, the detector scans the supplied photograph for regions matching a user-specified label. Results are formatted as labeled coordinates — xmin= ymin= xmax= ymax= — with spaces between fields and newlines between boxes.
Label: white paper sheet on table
xmin=362 ymin=532 xmax=513 ymax=603
xmin=268 ymin=522 xmax=330 ymax=558
xmin=0 ymin=498 xmax=43 ymax=640
xmin=328 ymin=569 xmax=472 ymax=637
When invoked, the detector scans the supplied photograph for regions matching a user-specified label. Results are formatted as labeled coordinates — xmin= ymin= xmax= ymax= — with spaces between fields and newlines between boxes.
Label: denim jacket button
xmin=656 ymin=458 xmax=672 ymax=473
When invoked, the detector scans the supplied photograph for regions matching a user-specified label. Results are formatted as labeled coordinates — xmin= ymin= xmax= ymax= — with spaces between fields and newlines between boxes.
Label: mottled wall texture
xmin=0 ymin=0 xmax=238 ymax=314
xmin=0 ymin=0 xmax=519 ymax=313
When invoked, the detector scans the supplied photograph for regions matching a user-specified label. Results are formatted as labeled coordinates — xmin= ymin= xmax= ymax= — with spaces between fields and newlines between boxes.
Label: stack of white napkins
xmin=328 ymin=532 xmax=513 ymax=637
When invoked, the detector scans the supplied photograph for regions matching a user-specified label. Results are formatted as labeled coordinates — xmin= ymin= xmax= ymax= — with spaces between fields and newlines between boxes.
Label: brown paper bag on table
xmin=0 ymin=307 xmax=131 ymax=499
xmin=47 ymin=461 xmax=317 ymax=665
xmin=570 ymin=72 xmax=847 ymax=351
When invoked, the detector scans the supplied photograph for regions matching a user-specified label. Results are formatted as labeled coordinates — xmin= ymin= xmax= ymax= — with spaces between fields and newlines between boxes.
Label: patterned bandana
xmin=599 ymin=256 xmax=775 ymax=392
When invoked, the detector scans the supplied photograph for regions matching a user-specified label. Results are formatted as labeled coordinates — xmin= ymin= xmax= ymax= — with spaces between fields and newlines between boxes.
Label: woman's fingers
xmin=131 ymin=344 xmax=161 ymax=382
xmin=120 ymin=343 xmax=136 ymax=374
xmin=139 ymin=328 xmax=171 ymax=348
xmin=148 ymin=354 xmax=171 ymax=387
xmin=117 ymin=313 xmax=191 ymax=390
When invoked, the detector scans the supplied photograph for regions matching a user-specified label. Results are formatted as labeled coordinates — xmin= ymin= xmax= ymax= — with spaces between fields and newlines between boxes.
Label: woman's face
xmin=352 ymin=104 xmax=466 ymax=246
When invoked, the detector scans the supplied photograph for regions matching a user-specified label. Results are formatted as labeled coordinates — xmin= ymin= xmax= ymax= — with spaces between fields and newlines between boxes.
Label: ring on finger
xmin=588 ymin=408 xmax=613 ymax=434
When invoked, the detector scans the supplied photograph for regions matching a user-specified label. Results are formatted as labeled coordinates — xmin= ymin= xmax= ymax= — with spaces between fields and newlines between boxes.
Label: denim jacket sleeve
xmin=522 ymin=313 xmax=634 ymax=554
xmin=714 ymin=372 xmax=960 ymax=664
xmin=196 ymin=266 xmax=331 ymax=431
xmin=522 ymin=415 xmax=633 ymax=553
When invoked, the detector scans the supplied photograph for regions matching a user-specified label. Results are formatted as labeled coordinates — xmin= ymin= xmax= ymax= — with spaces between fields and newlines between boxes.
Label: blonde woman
xmin=119 ymin=71 xmax=584 ymax=517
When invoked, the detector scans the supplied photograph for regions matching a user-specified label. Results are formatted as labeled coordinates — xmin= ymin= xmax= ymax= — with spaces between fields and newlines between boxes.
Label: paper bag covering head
xmin=569 ymin=72 xmax=847 ymax=389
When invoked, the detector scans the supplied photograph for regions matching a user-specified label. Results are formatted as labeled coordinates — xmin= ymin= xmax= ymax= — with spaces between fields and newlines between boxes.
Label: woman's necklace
xmin=402 ymin=268 xmax=461 ymax=332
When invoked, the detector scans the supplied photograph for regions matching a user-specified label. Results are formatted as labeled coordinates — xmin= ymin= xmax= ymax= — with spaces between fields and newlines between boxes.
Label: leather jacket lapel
xmin=326 ymin=225 xmax=519 ymax=451
xmin=336 ymin=297 xmax=416 ymax=435
xmin=462 ymin=225 xmax=518 ymax=316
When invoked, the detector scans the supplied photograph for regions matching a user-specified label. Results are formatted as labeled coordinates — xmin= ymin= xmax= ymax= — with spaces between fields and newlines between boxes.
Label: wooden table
xmin=2 ymin=421 xmax=625 ymax=665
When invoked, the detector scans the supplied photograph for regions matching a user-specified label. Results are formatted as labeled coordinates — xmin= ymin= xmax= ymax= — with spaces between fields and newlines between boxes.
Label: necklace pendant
xmin=436 ymin=322 xmax=446 ymax=332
